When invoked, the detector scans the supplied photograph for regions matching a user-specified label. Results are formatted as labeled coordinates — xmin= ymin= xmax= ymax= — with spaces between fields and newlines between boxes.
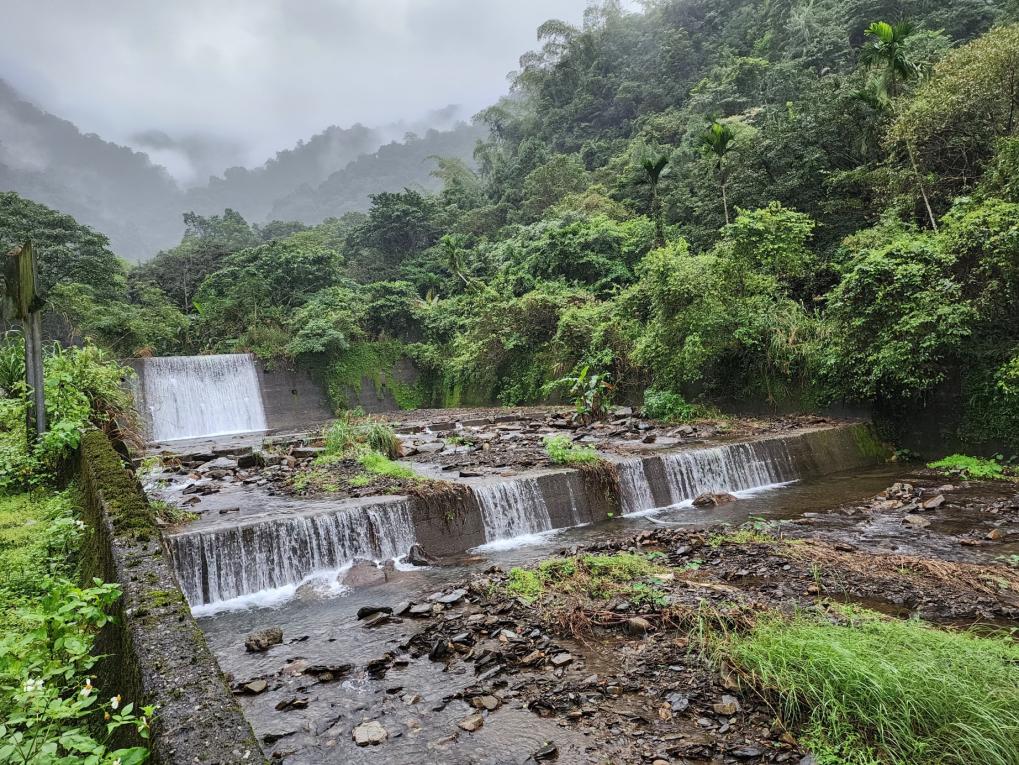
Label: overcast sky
xmin=1 ymin=0 xmax=592 ymax=176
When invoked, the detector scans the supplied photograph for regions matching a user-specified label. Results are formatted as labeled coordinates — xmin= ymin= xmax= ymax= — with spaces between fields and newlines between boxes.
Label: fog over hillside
xmin=0 ymin=0 xmax=591 ymax=260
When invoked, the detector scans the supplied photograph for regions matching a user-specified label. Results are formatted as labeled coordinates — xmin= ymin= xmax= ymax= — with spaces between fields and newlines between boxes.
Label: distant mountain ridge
xmin=0 ymin=79 xmax=482 ymax=261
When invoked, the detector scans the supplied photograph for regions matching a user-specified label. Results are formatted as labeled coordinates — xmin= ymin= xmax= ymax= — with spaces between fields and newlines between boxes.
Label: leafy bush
xmin=0 ymin=580 xmax=152 ymax=765
xmin=642 ymin=389 xmax=702 ymax=422
xmin=927 ymin=454 xmax=1010 ymax=480
xmin=356 ymin=450 xmax=418 ymax=480
xmin=543 ymin=434 xmax=601 ymax=465
xmin=0 ymin=338 xmax=135 ymax=491
xmin=507 ymin=553 xmax=668 ymax=605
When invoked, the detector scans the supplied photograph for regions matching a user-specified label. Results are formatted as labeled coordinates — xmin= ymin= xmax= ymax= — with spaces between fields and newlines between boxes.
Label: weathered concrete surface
xmin=253 ymin=359 xmax=333 ymax=430
xmin=79 ymin=431 xmax=263 ymax=764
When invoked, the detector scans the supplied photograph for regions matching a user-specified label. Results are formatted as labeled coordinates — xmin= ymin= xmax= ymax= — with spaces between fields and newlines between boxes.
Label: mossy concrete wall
xmin=79 ymin=431 xmax=263 ymax=764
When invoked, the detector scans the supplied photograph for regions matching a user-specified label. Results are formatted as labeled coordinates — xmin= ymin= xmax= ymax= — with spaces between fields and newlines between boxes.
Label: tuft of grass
xmin=357 ymin=450 xmax=419 ymax=480
xmin=323 ymin=414 xmax=401 ymax=459
xmin=706 ymin=609 xmax=1019 ymax=765
xmin=149 ymin=499 xmax=198 ymax=525
xmin=506 ymin=552 xmax=667 ymax=604
xmin=544 ymin=434 xmax=601 ymax=465
xmin=927 ymin=453 xmax=1010 ymax=480
xmin=642 ymin=388 xmax=717 ymax=422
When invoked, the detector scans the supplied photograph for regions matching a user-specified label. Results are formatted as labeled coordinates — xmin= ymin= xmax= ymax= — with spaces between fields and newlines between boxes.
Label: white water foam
xmin=168 ymin=500 xmax=417 ymax=607
xmin=141 ymin=353 xmax=267 ymax=441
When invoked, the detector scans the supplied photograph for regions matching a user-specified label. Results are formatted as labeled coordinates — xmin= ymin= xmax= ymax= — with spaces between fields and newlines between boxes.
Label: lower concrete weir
xmin=164 ymin=423 xmax=885 ymax=610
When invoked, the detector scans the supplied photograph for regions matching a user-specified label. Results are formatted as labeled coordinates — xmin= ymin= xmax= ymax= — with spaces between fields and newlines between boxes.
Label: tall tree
xmin=638 ymin=151 xmax=670 ymax=245
xmin=860 ymin=20 xmax=939 ymax=230
xmin=700 ymin=121 xmax=737 ymax=225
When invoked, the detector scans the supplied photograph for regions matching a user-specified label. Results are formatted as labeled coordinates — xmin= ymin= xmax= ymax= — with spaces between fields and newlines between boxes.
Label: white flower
xmin=112 ymin=759 xmax=122 ymax=765
xmin=23 ymin=678 xmax=43 ymax=693
xmin=110 ymin=694 xmax=121 ymax=710
xmin=81 ymin=679 xmax=93 ymax=697
xmin=75 ymin=519 xmax=87 ymax=530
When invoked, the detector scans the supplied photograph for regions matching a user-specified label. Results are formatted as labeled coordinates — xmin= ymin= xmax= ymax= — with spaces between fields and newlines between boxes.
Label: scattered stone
xmin=986 ymin=527 xmax=1005 ymax=541
xmin=625 ymin=616 xmax=652 ymax=636
xmin=903 ymin=514 xmax=931 ymax=529
xmin=921 ymin=494 xmax=946 ymax=510
xmin=669 ymin=696 xmax=690 ymax=713
xmin=357 ymin=605 xmax=392 ymax=620
xmin=352 ymin=720 xmax=388 ymax=746
xmin=712 ymin=695 xmax=741 ymax=715
xmin=364 ymin=613 xmax=396 ymax=628
xmin=732 ymin=746 xmax=764 ymax=759
xmin=533 ymin=741 xmax=559 ymax=760
xmin=693 ymin=492 xmax=738 ymax=507
xmin=471 ymin=695 xmax=500 ymax=711
xmin=550 ymin=652 xmax=574 ymax=668
xmin=241 ymin=679 xmax=268 ymax=695
xmin=292 ymin=446 xmax=324 ymax=459
xmin=408 ymin=603 xmax=433 ymax=617
xmin=305 ymin=663 xmax=353 ymax=682
xmin=274 ymin=697 xmax=308 ymax=711
xmin=392 ymin=601 xmax=412 ymax=616
xmin=458 ymin=713 xmax=484 ymax=732
xmin=437 ymin=588 xmax=467 ymax=605
xmin=244 ymin=626 xmax=283 ymax=652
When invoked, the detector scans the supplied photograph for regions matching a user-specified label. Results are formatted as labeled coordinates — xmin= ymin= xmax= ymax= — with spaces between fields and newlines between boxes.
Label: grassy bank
xmin=705 ymin=608 xmax=1019 ymax=765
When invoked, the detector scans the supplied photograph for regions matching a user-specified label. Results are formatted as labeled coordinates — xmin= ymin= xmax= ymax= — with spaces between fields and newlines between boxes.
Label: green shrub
xmin=708 ymin=609 xmax=1019 ymax=765
xmin=642 ymin=389 xmax=703 ymax=422
xmin=543 ymin=434 xmax=600 ymax=465
xmin=927 ymin=454 xmax=1010 ymax=480
xmin=0 ymin=338 xmax=135 ymax=491
xmin=0 ymin=580 xmax=153 ymax=764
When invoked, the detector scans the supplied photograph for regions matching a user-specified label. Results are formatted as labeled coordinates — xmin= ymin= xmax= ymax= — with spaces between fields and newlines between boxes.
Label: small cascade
xmin=617 ymin=459 xmax=657 ymax=515
xmin=475 ymin=478 xmax=553 ymax=543
xmin=659 ymin=440 xmax=796 ymax=505
xmin=140 ymin=354 xmax=267 ymax=441
xmin=167 ymin=500 xmax=417 ymax=606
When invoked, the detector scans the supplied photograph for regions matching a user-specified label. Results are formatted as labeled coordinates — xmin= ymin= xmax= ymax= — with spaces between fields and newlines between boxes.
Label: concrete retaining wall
xmin=79 ymin=431 xmax=263 ymax=764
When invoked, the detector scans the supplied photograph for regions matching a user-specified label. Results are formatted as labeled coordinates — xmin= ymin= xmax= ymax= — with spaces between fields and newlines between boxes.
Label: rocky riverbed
xmin=192 ymin=471 xmax=1019 ymax=764
xmin=141 ymin=407 xmax=849 ymax=510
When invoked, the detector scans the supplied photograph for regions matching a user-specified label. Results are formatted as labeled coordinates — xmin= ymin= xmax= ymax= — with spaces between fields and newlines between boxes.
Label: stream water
xmin=197 ymin=463 xmax=970 ymax=764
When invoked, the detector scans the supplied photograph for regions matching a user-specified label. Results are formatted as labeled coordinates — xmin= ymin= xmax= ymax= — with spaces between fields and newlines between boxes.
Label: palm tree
xmin=638 ymin=152 xmax=670 ymax=245
xmin=700 ymin=120 xmax=736 ymax=225
xmin=860 ymin=20 xmax=938 ymax=231
xmin=439 ymin=234 xmax=470 ymax=287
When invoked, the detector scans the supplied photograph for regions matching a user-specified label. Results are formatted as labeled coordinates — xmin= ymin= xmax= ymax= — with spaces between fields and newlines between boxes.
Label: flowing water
xmin=474 ymin=477 xmax=555 ymax=546
xmin=167 ymin=499 xmax=417 ymax=611
xmin=622 ymin=439 xmax=797 ymax=516
xmin=140 ymin=354 xmax=268 ymax=441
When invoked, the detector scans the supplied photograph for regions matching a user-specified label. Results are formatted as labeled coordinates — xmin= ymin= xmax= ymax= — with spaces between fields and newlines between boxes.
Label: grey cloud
xmin=0 ymin=0 xmax=590 ymax=179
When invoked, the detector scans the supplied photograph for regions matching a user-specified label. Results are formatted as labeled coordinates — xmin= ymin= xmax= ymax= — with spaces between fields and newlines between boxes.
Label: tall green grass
xmin=710 ymin=610 xmax=1019 ymax=765
xmin=322 ymin=415 xmax=401 ymax=459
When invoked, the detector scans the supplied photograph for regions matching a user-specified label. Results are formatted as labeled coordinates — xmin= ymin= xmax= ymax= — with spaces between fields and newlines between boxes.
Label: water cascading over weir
xmin=163 ymin=424 xmax=885 ymax=610
xmin=135 ymin=354 xmax=268 ymax=441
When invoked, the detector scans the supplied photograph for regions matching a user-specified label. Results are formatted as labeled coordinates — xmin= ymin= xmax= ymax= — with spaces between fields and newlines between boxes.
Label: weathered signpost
xmin=3 ymin=241 xmax=47 ymax=441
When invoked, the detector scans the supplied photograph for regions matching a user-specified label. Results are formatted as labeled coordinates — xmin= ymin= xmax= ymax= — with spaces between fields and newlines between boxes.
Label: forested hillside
xmin=0 ymin=78 xmax=479 ymax=259
xmin=11 ymin=0 xmax=1019 ymax=450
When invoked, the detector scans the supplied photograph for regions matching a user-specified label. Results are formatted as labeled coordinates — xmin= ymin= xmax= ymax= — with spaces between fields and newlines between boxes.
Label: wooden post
xmin=4 ymin=242 xmax=47 ymax=440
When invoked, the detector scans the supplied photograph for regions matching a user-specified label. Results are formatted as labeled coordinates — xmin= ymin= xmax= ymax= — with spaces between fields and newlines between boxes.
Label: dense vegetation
xmin=6 ymin=0 xmax=1019 ymax=450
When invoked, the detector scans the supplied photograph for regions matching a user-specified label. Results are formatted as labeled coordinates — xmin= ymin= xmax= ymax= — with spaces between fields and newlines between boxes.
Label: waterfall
xmin=617 ymin=439 xmax=797 ymax=514
xmin=140 ymin=354 xmax=267 ymax=441
xmin=659 ymin=440 xmax=794 ymax=504
xmin=167 ymin=500 xmax=417 ymax=607
xmin=475 ymin=478 xmax=553 ymax=544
